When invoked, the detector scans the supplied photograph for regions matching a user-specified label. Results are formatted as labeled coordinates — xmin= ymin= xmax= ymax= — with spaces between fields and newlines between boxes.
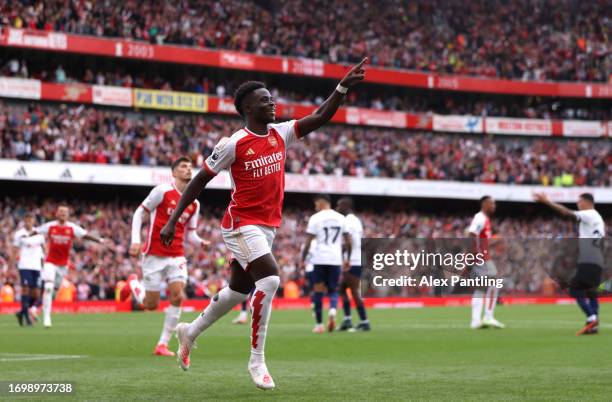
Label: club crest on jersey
xmin=171 ymin=199 xmax=176 ymax=205
xmin=268 ymin=136 xmax=278 ymax=148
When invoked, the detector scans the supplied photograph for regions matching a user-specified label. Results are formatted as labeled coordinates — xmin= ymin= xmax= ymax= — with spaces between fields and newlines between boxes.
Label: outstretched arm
xmin=296 ymin=57 xmax=367 ymax=137
xmin=533 ymin=192 xmax=577 ymax=220
xmin=160 ymin=169 xmax=214 ymax=245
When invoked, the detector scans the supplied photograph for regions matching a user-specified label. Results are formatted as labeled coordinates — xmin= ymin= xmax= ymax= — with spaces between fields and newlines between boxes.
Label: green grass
xmin=1 ymin=305 xmax=611 ymax=401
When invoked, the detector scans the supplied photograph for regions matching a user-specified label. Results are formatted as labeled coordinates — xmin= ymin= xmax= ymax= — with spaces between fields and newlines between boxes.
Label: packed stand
xmin=1 ymin=197 xmax=610 ymax=301
xmin=2 ymin=57 xmax=610 ymax=120
xmin=1 ymin=0 xmax=610 ymax=82
xmin=1 ymin=101 xmax=610 ymax=186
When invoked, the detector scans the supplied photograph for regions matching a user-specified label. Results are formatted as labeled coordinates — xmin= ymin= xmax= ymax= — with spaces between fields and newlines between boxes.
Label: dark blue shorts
xmin=19 ymin=269 xmax=41 ymax=288
xmin=347 ymin=265 xmax=362 ymax=278
xmin=305 ymin=271 xmax=315 ymax=291
xmin=313 ymin=265 xmax=341 ymax=292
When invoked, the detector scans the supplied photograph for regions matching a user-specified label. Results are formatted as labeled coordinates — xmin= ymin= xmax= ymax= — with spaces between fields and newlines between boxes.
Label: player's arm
xmin=533 ymin=192 xmax=577 ymax=220
xmin=161 ymin=169 xmax=214 ymax=246
xmin=296 ymin=57 xmax=367 ymax=137
xmin=342 ymin=232 xmax=352 ymax=270
xmin=300 ymin=234 xmax=315 ymax=267
xmin=185 ymin=203 xmax=210 ymax=247
xmin=83 ymin=233 xmax=107 ymax=244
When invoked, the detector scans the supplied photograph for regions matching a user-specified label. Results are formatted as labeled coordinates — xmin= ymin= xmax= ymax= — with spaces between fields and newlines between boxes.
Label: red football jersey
xmin=37 ymin=220 xmax=87 ymax=266
xmin=467 ymin=211 xmax=492 ymax=260
xmin=140 ymin=183 xmax=200 ymax=257
xmin=203 ymin=120 xmax=301 ymax=230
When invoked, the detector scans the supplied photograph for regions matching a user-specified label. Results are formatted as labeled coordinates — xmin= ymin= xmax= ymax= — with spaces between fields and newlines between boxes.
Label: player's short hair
xmin=579 ymin=193 xmax=594 ymax=204
xmin=234 ymin=81 xmax=265 ymax=116
xmin=480 ymin=195 xmax=492 ymax=205
xmin=57 ymin=204 xmax=69 ymax=210
xmin=314 ymin=194 xmax=331 ymax=203
xmin=337 ymin=197 xmax=354 ymax=208
xmin=171 ymin=156 xmax=192 ymax=171
xmin=23 ymin=212 xmax=34 ymax=219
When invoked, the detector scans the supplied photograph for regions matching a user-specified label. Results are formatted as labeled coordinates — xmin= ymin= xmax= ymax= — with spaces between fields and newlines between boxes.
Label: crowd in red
xmin=1 ymin=101 xmax=609 ymax=186
xmin=1 ymin=0 xmax=610 ymax=82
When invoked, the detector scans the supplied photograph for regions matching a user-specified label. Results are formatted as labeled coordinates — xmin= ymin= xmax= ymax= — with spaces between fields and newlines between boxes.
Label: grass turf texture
xmin=1 ymin=305 xmax=611 ymax=401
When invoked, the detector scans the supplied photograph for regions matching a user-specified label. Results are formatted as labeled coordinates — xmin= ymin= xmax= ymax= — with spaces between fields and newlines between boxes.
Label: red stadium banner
xmin=1 ymin=28 xmax=612 ymax=99
xmin=1 ymin=296 xmax=611 ymax=314
xmin=0 ymin=76 xmax=605 ymax=137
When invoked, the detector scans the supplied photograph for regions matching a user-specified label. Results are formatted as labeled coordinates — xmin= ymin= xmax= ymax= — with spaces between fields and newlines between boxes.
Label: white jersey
xmin=12 ymin=228 xmax=45 ymax=270
xmin=344 ymin=213 xmax=363 ymax=266
xmin=574 ymin=209 xmax=605 ymax=266
xmin=306 ymin=209 xmax=347 ymax=266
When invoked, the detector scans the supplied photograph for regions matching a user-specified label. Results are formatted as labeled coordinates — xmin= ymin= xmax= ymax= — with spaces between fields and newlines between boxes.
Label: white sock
xmin=471 ymin=289 xmax=484 ymax=323
xmin=587 ymin=314 xmax=597 ymax=322
xmin=43 ymin=282 xmax=54 ymax=322
xmin=238 ymin=310 xmax=248 ymax=320
xmin=250 ymin=275 xmax=280 ymax=365
xmin=158 ymin=305 xmax=181 ymax=345
xmin=483 ymin=286 xmax=499 ymax=320
xmin=329 ymin=308 xmax=337 ymax=317
xmin=187 ymin=287 xmax=247 ymax=340
xmin=129 ymin=278 xmax=145 ymax=305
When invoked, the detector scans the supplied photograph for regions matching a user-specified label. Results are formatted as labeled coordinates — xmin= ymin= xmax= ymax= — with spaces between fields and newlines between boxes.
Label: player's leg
xmin=177 ymin=260 xmax=251 ymax=369
xmin=481 ymin=261 xmax=504 ymax=328
xmin=16 ymin=270 xmax=32 ymax=326
xmin=120 ymin=256 xmax=147 ymax=305
xmin=41 ymin=263 xmax=56 ymax=328
xmin=246 ymin=253 xmax=280 ymax=390
xmin=311 ymin=266 xmax=325 ymax=333
xmin=570 ymin=264 xmax=600 ymax=335
xmin=470 ymin=289 xmax=485 ymax=329
xmin=347 ymin=267 xmax=370 ymax=331
xmin=233 ymin=296 xmax=250 ymax=324
xmin=326 ymin=265 xmax=341 ymax=332
xmin=28 ymin=270 xmax=41 ymax=323
xmin=338 ymin=274 xmax=353 ymax=331
xmin=155 ymin=257 xmax=188 ymax=356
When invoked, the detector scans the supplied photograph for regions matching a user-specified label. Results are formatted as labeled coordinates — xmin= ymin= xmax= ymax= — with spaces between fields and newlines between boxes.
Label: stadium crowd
xmin=1 ymin=197 xmax=610 ymax=302
xmin=1 ymin=101 xmax=610 ymax=186
xmin=2 ymin=57 xmax=609 ymax=120
xmin=1 ymin=0 xmax=610 ymax=82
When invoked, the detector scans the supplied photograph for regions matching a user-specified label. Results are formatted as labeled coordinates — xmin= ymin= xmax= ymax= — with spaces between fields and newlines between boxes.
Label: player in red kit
xmin=34 ymin=205 xmax=106 ymax=328
xmin=160 ymin=58 xmax=367 ymax=390
xmin=125 ymin=156 xmax=209 ymax=357
xmin=467 ymin=195 xmax=505 ymax=329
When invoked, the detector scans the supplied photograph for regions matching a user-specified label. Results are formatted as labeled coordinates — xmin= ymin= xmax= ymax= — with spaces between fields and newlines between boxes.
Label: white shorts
xmin=471 ymin=260 xmax=497 ymax=278
xmin=141 ymin=255 xmax=188 ymax=292
xmin=42 ymin=262 xmax=68 ymax=288
xmin=221 ymin=225 xmax=276 ymax=269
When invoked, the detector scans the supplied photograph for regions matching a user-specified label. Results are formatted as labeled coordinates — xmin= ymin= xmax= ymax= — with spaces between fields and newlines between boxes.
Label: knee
xmin=143 ymin=297 xmax=159 ymax=310
xmin=44 ymin=282 xmax=54 ymax=292
xmin=169 ymin=292 xmax=184 ymax=307
xmin=313 ymin=283 xmax=325 ymax=293
xmin=256 ymin=275 xmax=280 ymax=293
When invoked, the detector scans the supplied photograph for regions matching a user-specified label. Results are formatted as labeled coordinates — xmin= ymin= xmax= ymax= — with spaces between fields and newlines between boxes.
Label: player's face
xmin=24 ymin=216 xmax=34 ymax=229
xmin=577 ymin=197 xmax=590 ymax=210
xmin=172 ymin=162 xmax=193 ymax=182
xmin=485 ymin=199 xmax=496 ymax=215
xmin=56 ymin=206 xmax=69 ymax=221
xmin=246 ymin=88 xmax=275 ymax=124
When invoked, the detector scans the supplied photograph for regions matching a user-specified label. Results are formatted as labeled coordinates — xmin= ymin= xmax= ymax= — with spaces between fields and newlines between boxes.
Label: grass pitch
xmin=1 ymin=304 xmax=611 ymax=401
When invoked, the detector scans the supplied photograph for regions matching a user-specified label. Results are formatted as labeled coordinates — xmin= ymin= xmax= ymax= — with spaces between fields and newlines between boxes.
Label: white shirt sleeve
xmin=204 ymin=137 xmax=236 ymax=175
xmin=141 ymin=185 xmax=165 ymax=212
xmin=36 ymin=222 xmax=52 ymax=234
xmin=270 ymin=120 xmax=300 ymax=148
xmin=185 ymin=202 xmax=204 ymax=246
xmin=574 ymin=210 xmax=590 ymax=223
xmin=306 ymin=215 xmax=317 ymax=236
xmin=131 ymin=205 xmax=145 ymax=245
xmin=467 ymin=213 xmax=484 ymax=235
xmin=69 ymin=222 xmax=88 ymax=238
xmin=12 ymin=231 xmax=22 ymax=248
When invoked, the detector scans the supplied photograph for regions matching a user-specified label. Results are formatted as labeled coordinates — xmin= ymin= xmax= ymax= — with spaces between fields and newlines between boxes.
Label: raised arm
xmin=160 ymin=169 xmax=214 ymax=246
xmin=296 ymin=57 xmax=367 ymax=137
xmin=533 ymin=192 xmax=577 ymax=220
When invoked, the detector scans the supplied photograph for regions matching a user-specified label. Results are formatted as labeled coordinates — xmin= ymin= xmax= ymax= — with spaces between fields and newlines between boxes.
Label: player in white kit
xmin=301 ymin=194 xmax=351 ymax=333
xmin=125 ymin=156 xmax=208 ymax=356
xmin=467 ymin=196 xmax=505 ymax=329
xmin=11 ymin=214 xmax=45 ymax=326
xmin=336 ymin=197 xmax=370 ymax=332
xmin=534 ymin=192 xmax=606 ymax=335
xmin=160 ymin=58 xmax=366 ymax=390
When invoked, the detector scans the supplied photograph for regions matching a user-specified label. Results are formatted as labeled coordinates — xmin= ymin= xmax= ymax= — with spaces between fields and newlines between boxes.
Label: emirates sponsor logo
xmin=244 ymin=152 xmax=283 ymax=171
